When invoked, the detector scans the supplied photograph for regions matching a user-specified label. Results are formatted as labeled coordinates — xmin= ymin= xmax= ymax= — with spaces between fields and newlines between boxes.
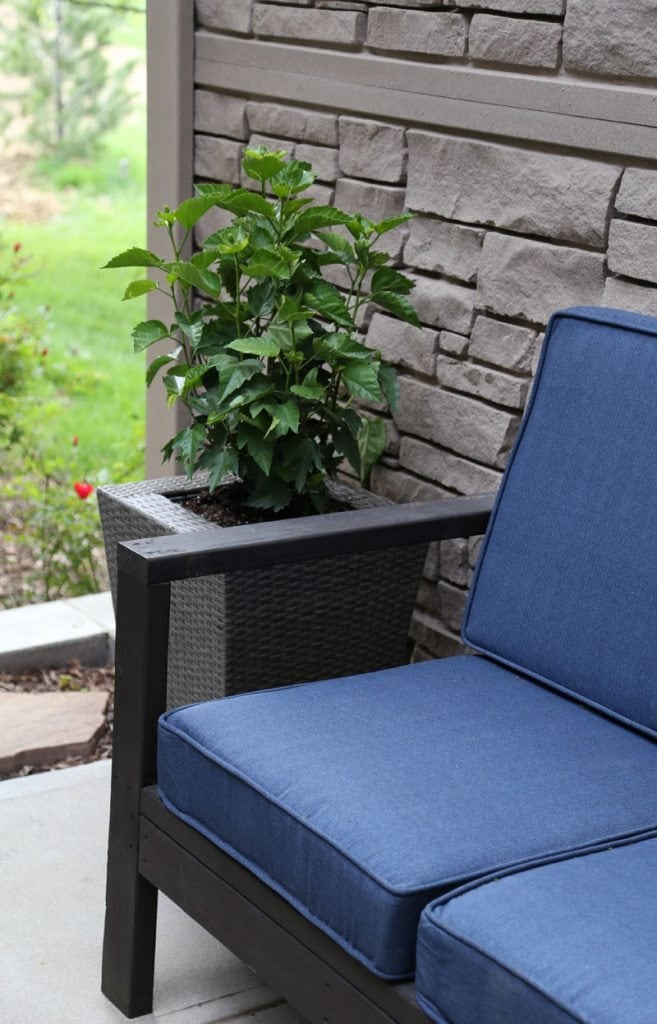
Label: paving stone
xmin=437 ymin=355 xmax=530 ymax=410
xmin=367 ymin=311 xmax=438 ymax=377
xmin=469 ymin=315 xmax=539 ymax=372
xmin=194 ymin=134 xmax=242 ymax=183
xmin=194 ymin=89 xmax=248 ymax=140
xmin=409 ymin=273 xmax=476 ymax=334
xmin=407 ymin=131 xmax=620 ymax=248
xmin=470 ymin=14 xmax=561 ymax=69
xmin=0 ymin=691 xmax=108 ymax=774
xmin=451 ymin=0 xmax=564 ymax=10
xmin=616 ymin=169 xmax=657 ymax=221
xmin=564 ymin=0 xmax=657 ymax=78
xmin=253 ymin=4 xmax=366 ymax=46
xmin=608 ymin=220 xmax=657 ymax=285
xmin=295 ymin=143 xmax=339 ymax=182
xmin=396 ymin=377 xmax=519 ymax=466
xmin=367 ymin=8 xmax=468 ymax=57
xmin=196 ymin=0 xmax=254 ymax=33
xmin=404 ymin=217 xmax=484 ymax=284
xmin=477 ymin=234 xmax=606 ymax=326
xmin=247 ymin=103 xmax=338 ymax=146
xmin=603 ymin=277 xmax=657 ymax=318
xmin=399 ymin=436 xmax=503 ymax=494
xmin=339 ymin=117 xmax=406 ymax=183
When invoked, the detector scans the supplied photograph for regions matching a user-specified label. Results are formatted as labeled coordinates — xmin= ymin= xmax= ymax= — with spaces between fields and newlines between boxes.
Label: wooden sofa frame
xmin=101 ymin=491 xmax=495 ymax=1023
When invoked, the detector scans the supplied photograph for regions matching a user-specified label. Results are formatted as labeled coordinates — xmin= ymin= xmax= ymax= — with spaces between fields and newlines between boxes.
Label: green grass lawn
xmin=7 ymin=12 xmax=148 ymax=485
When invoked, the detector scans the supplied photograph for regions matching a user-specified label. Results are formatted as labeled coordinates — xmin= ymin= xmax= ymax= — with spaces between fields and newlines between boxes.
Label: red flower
xmin=13 ymin=242 xmax=21 ymax=253
xmin=74 ymin=481 xmax=93 ymax=500
xmin=72 ymin=435 xmax=79 ymax=446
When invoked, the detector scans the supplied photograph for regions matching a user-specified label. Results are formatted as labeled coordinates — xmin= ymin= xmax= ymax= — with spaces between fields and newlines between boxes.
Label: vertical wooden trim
xmin=145 ymin=0 xmax=195 ymax=478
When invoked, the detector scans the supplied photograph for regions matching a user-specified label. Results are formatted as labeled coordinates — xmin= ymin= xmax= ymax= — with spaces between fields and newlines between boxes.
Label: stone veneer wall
xmin=187 ymin=0 xmax=657 ymax=661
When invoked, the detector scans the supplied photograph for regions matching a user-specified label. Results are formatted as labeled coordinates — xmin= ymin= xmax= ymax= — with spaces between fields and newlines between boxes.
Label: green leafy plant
xmin=105 ymin=146 xmax=418 ymax=512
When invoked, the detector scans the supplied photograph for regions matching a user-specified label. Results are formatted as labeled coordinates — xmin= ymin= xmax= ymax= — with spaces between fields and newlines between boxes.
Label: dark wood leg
xmin=101 ymin=571 xmax=171 ymax=1016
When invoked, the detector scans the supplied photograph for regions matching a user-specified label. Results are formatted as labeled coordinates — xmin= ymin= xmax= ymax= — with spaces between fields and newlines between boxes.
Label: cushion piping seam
xmin=420 ymin=917 xmax=592 ymax=1024
xmin=462 ymin=307 xmax=657 ymax=743
xmin=157 ymin=788 xmax=413 ymax=980
xmin=159 ymin=718 xmax=657 ymax=897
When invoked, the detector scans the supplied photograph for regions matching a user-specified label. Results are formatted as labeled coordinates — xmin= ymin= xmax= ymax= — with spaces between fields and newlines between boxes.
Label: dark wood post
xmin=101 ymin=569 xmax=171 ymax=1017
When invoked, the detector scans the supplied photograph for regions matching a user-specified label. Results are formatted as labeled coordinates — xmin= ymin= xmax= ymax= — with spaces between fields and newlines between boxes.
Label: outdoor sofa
xmin=103 ymin=306 xmax=657 ymax=1024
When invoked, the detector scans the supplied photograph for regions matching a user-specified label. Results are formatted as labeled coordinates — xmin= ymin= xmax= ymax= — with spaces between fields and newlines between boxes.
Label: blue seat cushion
xmin=158 ymin=655 xmax=657 ymax=979
xmin=416 ymin=833 xmax=657 ymax=1024
xmin=464 ymin=306 xmax=657 ymax=738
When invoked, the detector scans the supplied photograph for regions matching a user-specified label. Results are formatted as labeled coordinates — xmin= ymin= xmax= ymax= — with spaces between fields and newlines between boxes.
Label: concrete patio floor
xmin=0 ymin=759 xmax=304 ymax=1024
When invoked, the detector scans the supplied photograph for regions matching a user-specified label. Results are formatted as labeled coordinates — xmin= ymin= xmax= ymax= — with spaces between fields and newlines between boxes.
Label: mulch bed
xmin=0 ymin=661 xmax=114 ymax=781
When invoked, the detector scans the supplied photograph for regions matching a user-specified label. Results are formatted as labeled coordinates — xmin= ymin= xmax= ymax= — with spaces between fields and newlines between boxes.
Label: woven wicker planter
xmin=98 ymin=473 xmax=426 ymax=707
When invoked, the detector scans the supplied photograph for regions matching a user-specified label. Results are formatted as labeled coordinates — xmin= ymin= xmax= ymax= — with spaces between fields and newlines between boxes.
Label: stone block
xmin=410 ymin=610 xmax=465 ymax=660
xmin=477 ymin=234 xmax=606 ymax=326
xmin=0 ymin=692 xmax=108 ymax=774
xmin=367 ymin=8 xmax=467 ymax=57
xmin=417 ymin=578 xmax=441 ymax=616
xmin=295 ymin=143 xmax=339 ymax=182
xmin=335 ymin=178 xmax=407 ymax=259
xmin=439 ymin=331 xmax=469 ymax=357
xmin=195 ymin=205 xmax=235 ymax=247
xmin=469 ymin=315 xmax=539 ymax=372
xmin=423 ymin=542 xmax=441 ymax=581
xmin=437 ymin=355 xmax=530 ymax=410
xmin=452 ymin=0 xmax=564 ymax=10
xmin=407 ymin=131 xmax=620 ymax=248
xmin=396 ymin=378 xmax=520 ymax=466
xmin=194 ymin=135 xmax=242 ymax=183
xmin=469 ymin=535 xmax=484 ymax=569
xmin=603 ymin=277 xmax=657 ymax=318
xmin=196 ymin=0 xmax=253 ymax=33
xmin=616 ymin=169 xmax=657 ymax=221
xmin=404 ymin=217 xmax=484 ymax=284
xmin=470 ymin=13 xmax=561 ymax=69
xmin=564 ymin=0 xmax=657 ymax=79
xmin=369 ymin=464 xmax=449 ymax=503
xmin=608 ymin=220 xmax=657 ymax=285
xmin=410 ymin=274 xmax=476 ymax=335
xmin=194 ymin=90 xmax=248 ymax=140
xmin=399 ymin=436 xmax=503 ymax=494
xmin=246 ymin=103 xmax=338 ymax=146
xmin=339 ymin=118 xmax=406 ymax=183
xmin=438 ymin=580 xmax=468 ymax=633
xmin=253 ymin=5 xmax=366 ymax=46
xmin=440 ymin=538 xmax=470 ymax=587
xmin=367 ymin=311 xmax=438 ymax=377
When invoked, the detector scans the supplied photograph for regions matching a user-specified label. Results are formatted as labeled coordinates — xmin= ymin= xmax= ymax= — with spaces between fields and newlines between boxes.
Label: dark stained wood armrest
xmin=116 ymin=491 xmax=496 ymax=585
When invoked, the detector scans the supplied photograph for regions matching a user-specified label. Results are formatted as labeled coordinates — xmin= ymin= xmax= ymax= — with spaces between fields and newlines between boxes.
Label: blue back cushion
xmin=463 ymin=307 xmax=657 ymax=738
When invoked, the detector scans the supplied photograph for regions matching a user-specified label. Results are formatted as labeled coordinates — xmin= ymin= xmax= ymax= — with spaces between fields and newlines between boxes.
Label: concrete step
xmin=0 ymin=591 xmax=115 ymax=672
